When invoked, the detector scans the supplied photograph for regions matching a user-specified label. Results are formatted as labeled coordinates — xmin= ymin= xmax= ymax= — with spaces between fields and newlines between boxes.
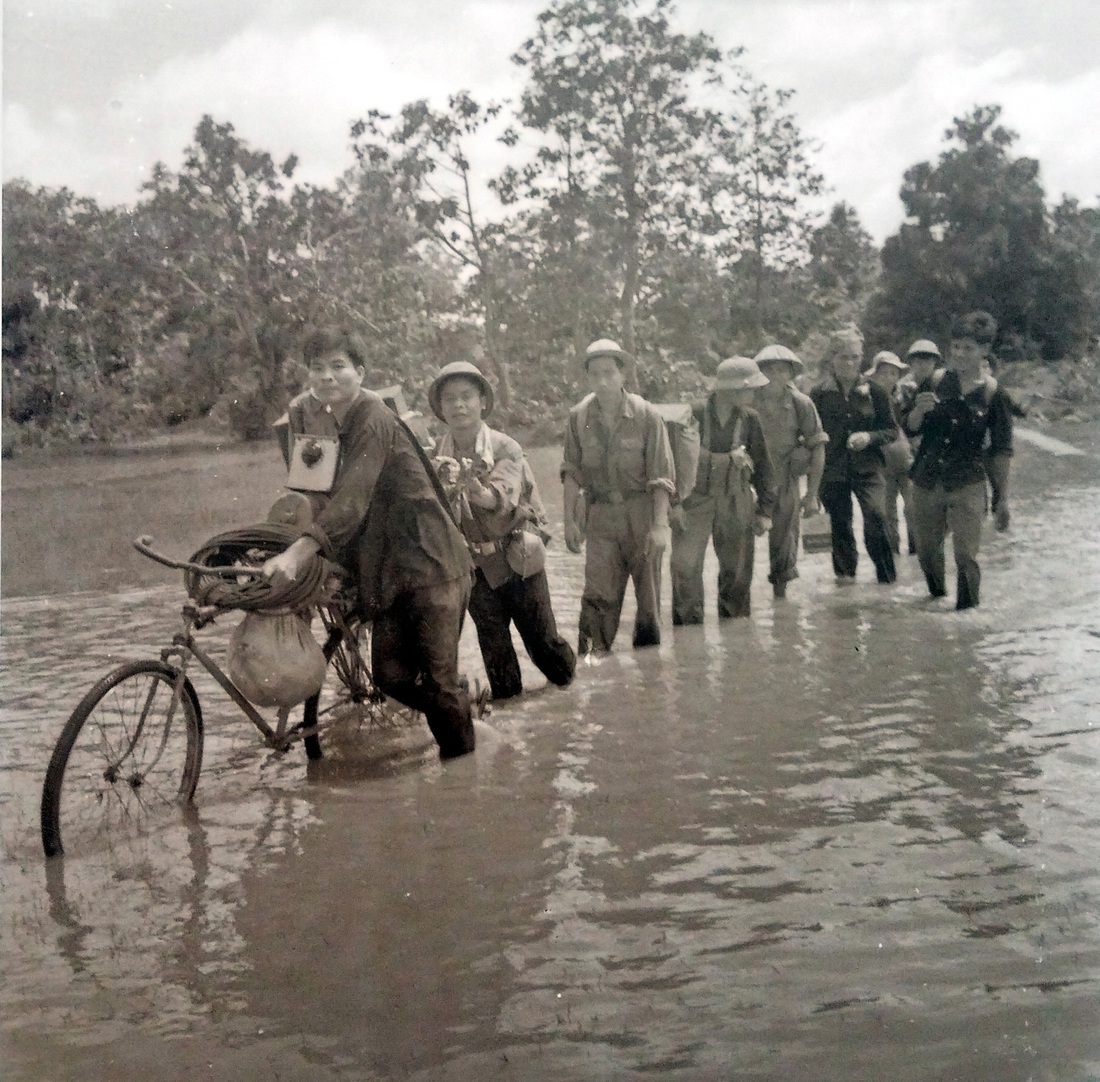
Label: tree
xmin=713 ymin=77 xmax=825 ymax=336
xmin=1 ymin=181 xmax=156 ymax=442
xmin=1048 ymin=197 xmax=1100 ymax=350
xmin=790 ymin=201 xmax=882 ymax=347
xmin=350 ymin=94 xmax=516 ymax=405
xmin=870 ymin=104 xmax=1090 ymax=359
xmin=512 ymin=0 xmax=727 ymax=384
xmin=138 ymin=116 xmax=311 ymax=436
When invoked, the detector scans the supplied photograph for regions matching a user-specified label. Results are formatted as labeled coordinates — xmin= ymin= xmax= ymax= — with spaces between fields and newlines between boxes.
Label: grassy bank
xmin=1 ymin=442 xmax=567 ymax=598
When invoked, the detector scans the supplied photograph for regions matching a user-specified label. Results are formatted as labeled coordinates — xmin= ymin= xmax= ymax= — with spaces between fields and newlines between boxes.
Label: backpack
xmin=650 ymin=402 xmax=701 ymax=504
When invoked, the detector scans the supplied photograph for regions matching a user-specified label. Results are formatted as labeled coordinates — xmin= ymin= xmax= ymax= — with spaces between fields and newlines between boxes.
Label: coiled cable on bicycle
xmin=186 ymin=524 xmax=335 ymax=613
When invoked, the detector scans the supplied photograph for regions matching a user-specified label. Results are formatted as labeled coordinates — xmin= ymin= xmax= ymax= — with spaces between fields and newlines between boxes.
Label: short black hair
xmin=950 ymin=311 xmax=997 ymax=346
xmin=302 ymin=328 xmax=367 ymax=367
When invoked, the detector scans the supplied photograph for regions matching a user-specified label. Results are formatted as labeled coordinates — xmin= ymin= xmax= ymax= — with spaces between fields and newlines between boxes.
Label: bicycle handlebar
xmin=133 ymin=536 xmax=265 ymax=578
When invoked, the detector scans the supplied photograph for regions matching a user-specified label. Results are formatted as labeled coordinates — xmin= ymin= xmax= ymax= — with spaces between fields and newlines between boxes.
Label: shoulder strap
xmin=393 ymin=411 xmax=461 ymax=528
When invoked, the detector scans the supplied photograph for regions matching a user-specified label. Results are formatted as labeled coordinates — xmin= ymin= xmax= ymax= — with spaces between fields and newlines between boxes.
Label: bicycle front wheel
xmin=41 ymin=660 xmax=204 ymax=858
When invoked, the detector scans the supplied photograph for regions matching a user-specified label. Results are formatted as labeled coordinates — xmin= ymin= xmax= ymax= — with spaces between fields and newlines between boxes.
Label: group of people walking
xmin=263 ymin=312 xmax=1014 ymax=761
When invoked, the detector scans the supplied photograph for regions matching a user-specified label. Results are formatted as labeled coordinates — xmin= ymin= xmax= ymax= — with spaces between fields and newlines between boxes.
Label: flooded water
xmin=2 ymin=431 xmax=1099 ymax=1081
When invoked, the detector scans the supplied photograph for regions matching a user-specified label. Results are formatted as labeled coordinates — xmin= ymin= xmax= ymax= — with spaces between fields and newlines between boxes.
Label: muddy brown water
xmin=2 ymin=431 xmax=1099 ymax=1081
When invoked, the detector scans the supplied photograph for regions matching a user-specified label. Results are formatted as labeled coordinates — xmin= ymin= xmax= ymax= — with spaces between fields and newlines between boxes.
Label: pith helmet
xmin=868 ymin=350 xmax=909 ymax=375
xmin=428 ymin=361 xmax=494 ymax=421
xmin=714 ymin=355 xmax=768 ymax=391
xmin=906 ymin=339 xmax=942 ymax=359
xmin=753 ymin=343 xmax=804 ymax=374
xmin=584 ymin=338 xmax=633 ymax=369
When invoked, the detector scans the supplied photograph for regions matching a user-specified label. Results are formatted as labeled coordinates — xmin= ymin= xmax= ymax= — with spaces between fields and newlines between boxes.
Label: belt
xmin=469 ymin=538 xmax=507 ymax=557
xmin=587 ymin=490 xmax=647 ymax=506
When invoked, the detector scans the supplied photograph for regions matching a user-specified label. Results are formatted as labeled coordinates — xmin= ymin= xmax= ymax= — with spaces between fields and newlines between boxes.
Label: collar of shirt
xmin=588 ymin=389 xmax=634 ymax=420
xmin=294 ymin=387 xmax=371 ymax=434
xmin=436 ymin=421 xmax=495 ymax=471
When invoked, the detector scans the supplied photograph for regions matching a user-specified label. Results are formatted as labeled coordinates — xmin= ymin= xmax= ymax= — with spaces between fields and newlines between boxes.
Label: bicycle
xmin=40 ymin=527 xmax=415 ymax=859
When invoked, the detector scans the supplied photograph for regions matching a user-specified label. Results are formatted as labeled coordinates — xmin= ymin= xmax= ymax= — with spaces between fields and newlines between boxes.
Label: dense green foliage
xmin=3 ymin=4 xmax=1096 ymax=454
xmin=867 ymin=105 xmax=1098 ymax=360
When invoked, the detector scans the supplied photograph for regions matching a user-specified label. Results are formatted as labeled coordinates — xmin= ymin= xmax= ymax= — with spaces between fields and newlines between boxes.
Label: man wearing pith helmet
xmin=864 ymin=350 xmax=915 ymax=555
xmin=561 ymin=338 xmax=676 ymax=652
xmin=430 ymin=360 xmax=576 ymax=701
xmin=670 ymin=355 xmax=776 ymax=623
xmin=896 ymin=339 xmax=943 ymax=443
xmin=751 ymin=344 xmax=828 ymax=598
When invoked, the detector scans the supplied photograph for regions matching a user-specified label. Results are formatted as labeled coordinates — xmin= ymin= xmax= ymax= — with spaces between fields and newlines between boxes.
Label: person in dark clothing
xmin=429 ymin=360 xmax=575 ymax=701
xmin=906 ymin=311 xmax=1013 ymax=610
xmin=263 ymin=329 xmax=476 ymax=760
xmin=670 ymin=356 xmax=777 ymax=622
xmin=864 ymin=350 xmax=914 ymax=555
xmin=809 ymin=326 xmax=898 ymax=584
xmin=894 ymin=339 xmax=943 ymax=442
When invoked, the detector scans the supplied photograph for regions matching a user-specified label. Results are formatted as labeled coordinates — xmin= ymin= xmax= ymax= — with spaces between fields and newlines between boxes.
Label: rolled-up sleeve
xmin=795 ymin=395 xmax=829 ymax=448
xmin=485 ymin=438 xmax=525 ymax=515
xmin=643 ymin=406 xmax=677 ymax=496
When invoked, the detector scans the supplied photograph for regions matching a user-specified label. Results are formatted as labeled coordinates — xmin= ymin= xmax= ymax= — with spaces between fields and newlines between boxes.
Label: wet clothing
xmin=284 ymin=388 xmax=474 ymax=757
xmin=910 ymin=481 xmax=987 ymax=606
xmin=671 ymin=398 xmax=776 ymax=622
xmin=753 ymin=384 xmax=828 ymax=587
xmin=908 ymin=370 xmax=1014 ymax=608
xmin=437 ymin=423 xmax=575 ymax=700
xmin=883 ymin=447 xmax=915 ymax=555
xmin=562 ymin=391 xmax=676 ymax=651
xmin=468 ymin=568 xmax=575 ymax=700
xmin=810 ymin=378 xmax=898 ymax=583
xmin=869 ymin=386 xmax=916 ymax=555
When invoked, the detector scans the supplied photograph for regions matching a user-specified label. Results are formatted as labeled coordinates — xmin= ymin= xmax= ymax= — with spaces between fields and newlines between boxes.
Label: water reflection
xmin=2 ymin=454 xmax=1099 ymax=1080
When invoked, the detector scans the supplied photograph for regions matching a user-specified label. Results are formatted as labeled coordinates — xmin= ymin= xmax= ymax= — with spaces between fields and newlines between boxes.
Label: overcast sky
xmin=3 ymin=0 xmax=1098 ymax=243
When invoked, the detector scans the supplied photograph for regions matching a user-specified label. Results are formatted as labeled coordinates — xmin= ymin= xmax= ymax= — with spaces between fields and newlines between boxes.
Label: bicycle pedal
xmin=472 ymin=678 xmax=492 ymax=719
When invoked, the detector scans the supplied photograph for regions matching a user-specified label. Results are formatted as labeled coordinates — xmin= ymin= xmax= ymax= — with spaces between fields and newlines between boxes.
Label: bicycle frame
xmin=162 ymin=603 xmax=315 ymax=754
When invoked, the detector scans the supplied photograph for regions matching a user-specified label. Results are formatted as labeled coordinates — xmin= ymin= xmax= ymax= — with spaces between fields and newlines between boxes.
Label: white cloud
xmin=2 ymin=99 xmax=139 ymax=201
xmin=684 ymin=0 xmax=1100 ymax=240
xmin=3 ymin=0 xmax=1097 ymax=237
xmin=3 ymin=15 xmax=529 ymax=204
xmin=1001 ymin=66 xmax=1100 ymax=203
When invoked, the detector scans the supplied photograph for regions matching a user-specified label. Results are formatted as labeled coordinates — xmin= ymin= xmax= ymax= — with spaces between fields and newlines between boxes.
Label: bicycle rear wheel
xmin=41 ymin=660 xmax=204 ymax=858
xmin=300 ymin=609 xmax=419 ymax=760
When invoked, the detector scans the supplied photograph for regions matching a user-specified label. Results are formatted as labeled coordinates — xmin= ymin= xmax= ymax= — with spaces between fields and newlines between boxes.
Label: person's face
xmin=308 ymin=350 xmax=363 ymax=407
xmin=587 ymin=356 xmax=624 ymax=398
xmin=831 ymin=343 xmax=862 ymax=383
xmin=758 ymin=361 xmax=794 ymax=387
xmin=716 ymin=386 xmax=756 ymax=409
xmin=949 ymin=337 xmax=986 ymax=376
xmin=438 ymin=376 xmax=486 ymax=431
xmin=871 ymin=366 xmax=902 ymax=393
xmin=908 ymin=355 xmax=938 ymax=383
